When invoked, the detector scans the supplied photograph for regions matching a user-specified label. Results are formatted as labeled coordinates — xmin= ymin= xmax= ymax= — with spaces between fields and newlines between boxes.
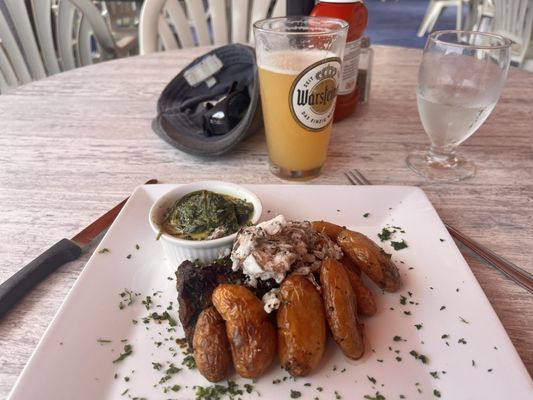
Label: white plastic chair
xmin=470 ymin=0 xmax=496 ymax=31
xmin=417 ymin=0 xmax=470 ymax=37
xmin=139 ymin=0 xmax=286 ymax=54
xmin=491 ymin=0 xmax=533 ymax=68
xmin=0 ymin=0 xmax=136 ymax=93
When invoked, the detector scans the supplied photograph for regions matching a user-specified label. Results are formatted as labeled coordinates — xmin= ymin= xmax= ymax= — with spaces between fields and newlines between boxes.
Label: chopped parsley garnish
xmin=393 ymin=335 xmax=404 ymax=342
xmin=148 ymin=310 xmax=177 ymax=326
xmin=194 ymin=381 xmax=243 ymax=399
xmin=142 ymin=296 xmax=153 ymax=310
xmin=367 ymin=376 xmax=377 ymax=384
xmin=409 ymin=350 xmax=429 ymax=364
xmin=363 ymin=392 xmax=386 ymax=400
xmin=378 ymin=227 xmax=393 ymax=241
xmin=126 ymin=254 xmax=132 ymax=259
xmin=118 ymin=289 xmax=137 ymax=309
xmin=434 ymin=389 xmax=442 ymax=397
xmin=98 ymin=248 xmax=110 ymax=254
xmin=363 ymin=212 xmax=370 ymax=218
xmin=165 ymin=385 xmax=181 ymax=393
xmin=166 ymin=363 xmax=181 ymax=375
xmin=391 ymin=240 xmax=408 ymax=250
xmin=414 ymin=323 xmax=423 ymax=330
xmin=182 ymin=355 xmax=196 ymax=369
xmin=459 ymin=316 xmax=470 ymax=324
xmin=96 ymin=338 xmax=112 ymax=344
xmin=244 ymin=383 xmax=254 ymax=393
xmin=290 ymin=390 xmax=302 ymax=398
xmin=458 ymin=338 xmax=467 ymax=344
xmin=430 ymin=371 xmax=440 ymax=379
xmin=112 ymin=344 xmax=133 ymax=363
xmin=440 ymin=305 xmax=446 ymax=311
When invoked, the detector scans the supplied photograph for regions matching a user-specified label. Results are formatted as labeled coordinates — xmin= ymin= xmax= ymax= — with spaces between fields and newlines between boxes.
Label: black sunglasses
xmin=203 ymin=82 xmax=250 ymax=136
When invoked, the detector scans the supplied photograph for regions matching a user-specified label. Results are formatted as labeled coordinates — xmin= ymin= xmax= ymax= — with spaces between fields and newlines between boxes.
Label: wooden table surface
xmin=0 ymin=45 xmax=532 ymax=397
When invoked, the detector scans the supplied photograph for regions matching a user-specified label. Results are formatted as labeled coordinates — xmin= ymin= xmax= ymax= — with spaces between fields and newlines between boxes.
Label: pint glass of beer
xmin=253 ymin=17 xmax=348 ymax=179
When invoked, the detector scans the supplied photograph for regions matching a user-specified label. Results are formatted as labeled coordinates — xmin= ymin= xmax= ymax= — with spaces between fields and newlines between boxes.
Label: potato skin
xmin=320 ymin=258 xmax=365 ymax=360
xmin=311 ymin=220 xmax=345 ymax=241
xmin=277 ymin=275 xmax=327 ymax=377
xmin=341 ymin=262 xmax=377 ymax=317
xmin=339 ymin=253 xmax=362 ymax=276
xmin=193 ymin=306 xmax=232 ymax=382
xmin=212 ymin=284 xmax=277 ymax=378
xmin=337 ymin=229 xmax=401 ymax=292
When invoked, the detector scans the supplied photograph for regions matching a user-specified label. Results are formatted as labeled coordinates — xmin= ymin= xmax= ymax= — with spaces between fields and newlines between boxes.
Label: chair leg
xmin=417 ymin=2 xmax=445 ymax=37
xmin=456 ymin=0 xmax=463 ymax=30
xmin=428 ymin=6 xmax=446 ymax=33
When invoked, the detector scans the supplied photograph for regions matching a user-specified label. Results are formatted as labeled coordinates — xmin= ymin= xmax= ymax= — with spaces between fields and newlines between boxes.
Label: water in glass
xmin=407 ymin=31 xmax=511 ymax=181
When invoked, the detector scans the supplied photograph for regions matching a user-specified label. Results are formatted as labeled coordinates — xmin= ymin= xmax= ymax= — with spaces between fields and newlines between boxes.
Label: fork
xmin=345 ymin=169 xmax=533 ymax=294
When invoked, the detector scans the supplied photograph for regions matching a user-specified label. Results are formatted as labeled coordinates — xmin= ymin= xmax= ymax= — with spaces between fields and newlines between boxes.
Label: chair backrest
xmin=492 ymin=0 xmax=533 ymax=66
xmin=139 ymin=0 xmax=287 ymax=54
xmin=0 ymin=0 xmax=123 ymax=93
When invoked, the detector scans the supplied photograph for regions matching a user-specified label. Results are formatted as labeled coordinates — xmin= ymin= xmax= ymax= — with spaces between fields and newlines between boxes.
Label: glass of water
xmin=406 ymin=30 xmax=511 ymax=181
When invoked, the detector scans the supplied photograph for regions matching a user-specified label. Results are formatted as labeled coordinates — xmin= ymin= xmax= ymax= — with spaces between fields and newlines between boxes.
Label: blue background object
xmin=365 ymin=0 xmax=458 ymax=48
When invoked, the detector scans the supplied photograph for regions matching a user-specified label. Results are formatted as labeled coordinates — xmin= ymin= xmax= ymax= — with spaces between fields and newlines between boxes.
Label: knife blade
xmin=0 ymin=179 xmax=158 ymax=319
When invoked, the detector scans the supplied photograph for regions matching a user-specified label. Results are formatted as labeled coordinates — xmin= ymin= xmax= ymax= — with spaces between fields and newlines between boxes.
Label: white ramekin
xmin=149 ymin=181 xmax=262 ymax=271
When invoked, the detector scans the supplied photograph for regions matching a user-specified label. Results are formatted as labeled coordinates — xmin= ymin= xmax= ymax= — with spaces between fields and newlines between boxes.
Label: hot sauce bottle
xmin=310 ymin=0 xmax=368 ymax=121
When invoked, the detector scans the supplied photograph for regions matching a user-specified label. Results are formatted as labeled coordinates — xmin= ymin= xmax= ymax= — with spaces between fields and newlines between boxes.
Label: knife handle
xmin=0 ymin=239 xmax=82 ymax=319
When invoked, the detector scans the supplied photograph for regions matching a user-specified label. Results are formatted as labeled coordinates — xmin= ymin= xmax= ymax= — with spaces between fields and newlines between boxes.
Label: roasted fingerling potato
xmin=212 ymin=284 xmax=277 ymax=379
xmin=277 ymin=275 xmax=327 ymax=377
xmin=341 ymin=261 xmax=378 ymax=317
xmin=339 ymin=253 xmax=362 ymax=276
xmin=320 ymin=258 xmax=365 ymax=360
xmin=337 ymin=229 xmax=402 ymax=292
xmin=311 ymin=220 xmax=345 ymax=241
xmin=193 ymin=306 xmax=233 ymax=382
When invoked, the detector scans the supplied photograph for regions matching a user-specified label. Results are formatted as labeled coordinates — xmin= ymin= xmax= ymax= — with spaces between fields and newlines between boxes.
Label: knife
xmin=0 ymin=179 xmax=158 ymax=319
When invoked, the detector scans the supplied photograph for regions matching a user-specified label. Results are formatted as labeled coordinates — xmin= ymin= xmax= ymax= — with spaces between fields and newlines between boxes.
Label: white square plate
xmin=8 ymin=184 xmax=532 ymax=400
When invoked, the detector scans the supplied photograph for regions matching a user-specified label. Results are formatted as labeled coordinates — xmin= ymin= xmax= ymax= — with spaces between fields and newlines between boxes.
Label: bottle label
xmin=289 ymin=57 xmax=342 ymax=131
xmin=338 ymin=38 xmax=362 ymax=95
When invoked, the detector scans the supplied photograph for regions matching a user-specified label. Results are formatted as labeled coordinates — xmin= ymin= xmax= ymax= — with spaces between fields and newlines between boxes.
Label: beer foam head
xmin=258 ymin=50 xmax=337 ymax=75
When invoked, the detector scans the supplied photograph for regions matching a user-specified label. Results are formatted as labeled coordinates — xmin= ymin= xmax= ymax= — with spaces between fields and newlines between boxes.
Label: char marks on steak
xmin=175 ymin=257 xmax=277 ymax=348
